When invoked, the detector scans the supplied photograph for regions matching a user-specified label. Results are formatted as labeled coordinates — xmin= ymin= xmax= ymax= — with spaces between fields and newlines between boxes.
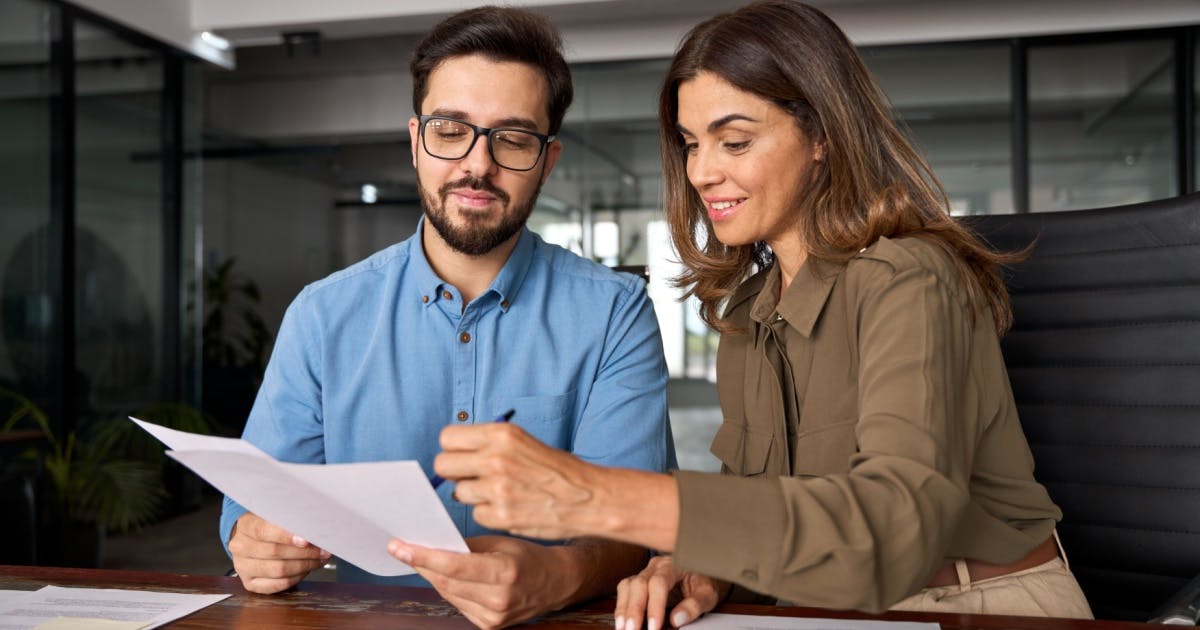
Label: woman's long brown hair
xmin=660 ymin=0 xmax=1019 ymax=335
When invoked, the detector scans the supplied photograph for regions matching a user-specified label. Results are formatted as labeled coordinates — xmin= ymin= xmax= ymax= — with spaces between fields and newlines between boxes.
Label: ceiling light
xmin=361 ymin=184 xmax=378 ymax=204
xmin=200 ymin=31 xmax=231 ymax=51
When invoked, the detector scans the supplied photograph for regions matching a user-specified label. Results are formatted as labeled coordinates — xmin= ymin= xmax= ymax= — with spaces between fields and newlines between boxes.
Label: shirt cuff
xmin=219 ymin=495 xmax=248 ymax=560
xmin=673 ymin=470 xmax=787 ymax=593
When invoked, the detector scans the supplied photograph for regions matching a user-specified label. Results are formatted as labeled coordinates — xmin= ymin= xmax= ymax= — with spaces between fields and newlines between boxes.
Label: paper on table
xmin=0 ymin=585 xmax=228 ymax=630
xmin=685 ymin=613 xmax=941 ymax=630
xmin=130 ymin=417 xmax=469 ymax=576
xmin=33 ymin=618 xmax=144 ymax=630
xmin=0 ymin=590 xmax=32 ymax=607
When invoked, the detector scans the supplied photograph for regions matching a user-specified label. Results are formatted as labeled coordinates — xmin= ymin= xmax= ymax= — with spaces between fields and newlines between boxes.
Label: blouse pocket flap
xmin=792 ymin=418 xmax=858 ymax=475
xmin=709 ymin=419 xmax=774 ymax=476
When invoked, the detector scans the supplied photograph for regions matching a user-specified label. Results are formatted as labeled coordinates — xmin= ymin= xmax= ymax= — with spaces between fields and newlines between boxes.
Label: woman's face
xmin=676 ymin=71 xmax=821 ymax=254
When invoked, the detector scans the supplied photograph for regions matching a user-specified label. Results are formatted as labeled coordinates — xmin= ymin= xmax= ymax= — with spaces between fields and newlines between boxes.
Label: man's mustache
xmin=439 ymin=176 xmax=510 ymax=205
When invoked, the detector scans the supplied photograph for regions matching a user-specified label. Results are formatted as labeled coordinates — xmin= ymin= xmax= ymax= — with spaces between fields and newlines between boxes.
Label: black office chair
xmin=969 ymin=193 xmax=1200 ymax=622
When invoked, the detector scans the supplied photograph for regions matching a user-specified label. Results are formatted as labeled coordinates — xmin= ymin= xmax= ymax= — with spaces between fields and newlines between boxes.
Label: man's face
xmin=410 ymin=54 xmax=562 ymax=257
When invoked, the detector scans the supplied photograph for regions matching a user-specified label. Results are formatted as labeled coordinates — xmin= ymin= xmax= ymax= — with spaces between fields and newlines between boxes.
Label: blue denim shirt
xmin=219 ymin=223 xmax=674 ymax=586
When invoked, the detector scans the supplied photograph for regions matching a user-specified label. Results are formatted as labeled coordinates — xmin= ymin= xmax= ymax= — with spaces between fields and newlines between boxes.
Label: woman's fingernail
xmin=648 ymin=619 xmax=659 ymax=630
xmin=389 ymin=543 xmax=412 ymax=563
xmin=614 ymin=616 xmax=623 ymax=630
xmin=673 ymin=611 xmax=690 ymax=627
xmin=320 ymin=550 xmax=331 ymax=560
xmin=292 ymin=535 xmax=308 ymax=547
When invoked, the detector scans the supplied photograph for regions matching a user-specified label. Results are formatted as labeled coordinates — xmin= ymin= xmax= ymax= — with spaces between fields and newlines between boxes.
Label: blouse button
xmin=421 ymin=295 xmax=429 ymax=303
xmin=456 ymin=410 xmax=469 ymax=422
xmin=459 ymin=332 xmax=471 ymax=343
xmin=500 ymin=299 xmax=510 ymax=309
xmin=442 ymin=290 xmax=453 ymax=300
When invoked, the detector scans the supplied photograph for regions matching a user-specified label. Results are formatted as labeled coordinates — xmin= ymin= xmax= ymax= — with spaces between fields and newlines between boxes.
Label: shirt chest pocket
xmin=792 ymin=418 xmax=858 ymax=476
xmin=510 ymin=391 xmax=575 ymax=448
xmin=709 ymin=418 xmax=775 ymax=477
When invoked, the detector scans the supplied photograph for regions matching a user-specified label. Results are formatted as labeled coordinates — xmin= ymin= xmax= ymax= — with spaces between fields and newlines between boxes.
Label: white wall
xmin=68 ymin=0 xmax=1200 ymax=71
xmin=68 ymin=0 xmax=233 ymax=67
xmin=202 ymin=160 xmax=338 ymax=335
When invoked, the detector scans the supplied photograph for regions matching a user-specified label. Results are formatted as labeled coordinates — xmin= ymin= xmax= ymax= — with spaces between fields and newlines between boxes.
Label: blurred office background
xmin=1 ymin=0 xmax=1199 ymax=571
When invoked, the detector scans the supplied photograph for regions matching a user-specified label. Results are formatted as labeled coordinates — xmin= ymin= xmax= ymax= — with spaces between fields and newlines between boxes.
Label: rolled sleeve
xmin=218 ymin=290 xmax=327 ymax=554
xmin=675 ymin=471 xmax=786 ymax=588
xmin=572 ymin=282 xmax=675 ymax=472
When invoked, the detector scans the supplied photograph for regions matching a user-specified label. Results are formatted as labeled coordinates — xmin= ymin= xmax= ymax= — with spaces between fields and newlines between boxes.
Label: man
xmin=218 ymin=6 xmax=674 ymax=628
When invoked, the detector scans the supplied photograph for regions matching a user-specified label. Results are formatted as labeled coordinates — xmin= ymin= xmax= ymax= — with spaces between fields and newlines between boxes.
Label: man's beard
xmin=419 ymin=172 xmax=540 ymax=257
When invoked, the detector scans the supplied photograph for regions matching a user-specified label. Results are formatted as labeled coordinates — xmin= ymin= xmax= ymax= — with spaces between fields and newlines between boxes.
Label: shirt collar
xmin=488 ymin=226 xmax=535 ymax=310
xmin=749 ymin=258 xmax=841 ymax=338
xmin=411 ymin=216 xmax=534 ymax=312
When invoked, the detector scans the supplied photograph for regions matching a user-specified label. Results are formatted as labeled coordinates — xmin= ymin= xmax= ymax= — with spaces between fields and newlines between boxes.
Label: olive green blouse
xmin=674 ymin=236 xmax=1059 ymax=613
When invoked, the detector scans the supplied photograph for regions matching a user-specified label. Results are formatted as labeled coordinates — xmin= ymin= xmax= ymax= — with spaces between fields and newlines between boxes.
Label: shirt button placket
xmin=452 ymin=308 xmax=478 ymax=536
xmin=453 ymin=309 xmax=478 ymax=439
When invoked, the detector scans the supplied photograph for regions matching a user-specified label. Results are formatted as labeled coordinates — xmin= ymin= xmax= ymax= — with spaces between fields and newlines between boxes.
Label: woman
xmin=423 ymin=1 xmax=1093 ymax=627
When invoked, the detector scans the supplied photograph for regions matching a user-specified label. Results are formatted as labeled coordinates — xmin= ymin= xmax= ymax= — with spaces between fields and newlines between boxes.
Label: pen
xmin=430 ymin=408 xmax=515 ymax=490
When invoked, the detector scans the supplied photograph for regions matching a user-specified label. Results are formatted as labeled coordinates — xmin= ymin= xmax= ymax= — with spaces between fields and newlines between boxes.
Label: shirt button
xmin=421 ymin=295 xmax=429 ymax=303
xmin=457 ymin=410 xmax=469 ymax=422
xmin=500 ymin=299 xmax=510 ymax=309
xmin=459 ymin=332 xmax=471 ymax=343
xmin=442 ymin=290 xmax=453 ymax=300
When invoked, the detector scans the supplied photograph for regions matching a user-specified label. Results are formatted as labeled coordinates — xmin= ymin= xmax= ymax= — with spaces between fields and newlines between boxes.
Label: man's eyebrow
xmin=429 ymin=108 xmax=470 ymax=120
xmin=427 ymin=109 xmax=542 ymax=132
xmin=494 ymin=117 xmax=541 ymax=132
xmin=676 ymin=113 xmax=760 ymax=137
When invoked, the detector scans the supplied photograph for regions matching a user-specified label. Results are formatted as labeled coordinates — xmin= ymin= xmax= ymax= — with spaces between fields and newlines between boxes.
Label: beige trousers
xmin=891 ymin=533 xmax=1094 ymax=619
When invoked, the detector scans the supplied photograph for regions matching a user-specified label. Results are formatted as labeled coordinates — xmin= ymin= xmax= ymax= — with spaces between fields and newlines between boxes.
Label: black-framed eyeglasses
xmin=417 ymin=115 xmax=555 ymax=172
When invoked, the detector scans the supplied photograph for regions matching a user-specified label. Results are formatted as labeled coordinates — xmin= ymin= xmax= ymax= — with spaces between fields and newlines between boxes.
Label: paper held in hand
xmin=130 ymin=417 xmax=469 ymax=576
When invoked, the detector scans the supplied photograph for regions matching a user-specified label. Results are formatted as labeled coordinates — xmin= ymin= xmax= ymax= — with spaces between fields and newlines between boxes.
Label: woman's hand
xmin=437 ymin=422 xmax=602 ymax=540
xmin=614 ymin=555 xmax=730 ymax=630
xmin=436 ymin=422 xmax=680 ymax=551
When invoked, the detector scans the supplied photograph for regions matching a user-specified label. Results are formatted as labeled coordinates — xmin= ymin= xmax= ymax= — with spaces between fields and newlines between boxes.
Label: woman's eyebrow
xmin=676 ymin=113 xmax=759 ymax=136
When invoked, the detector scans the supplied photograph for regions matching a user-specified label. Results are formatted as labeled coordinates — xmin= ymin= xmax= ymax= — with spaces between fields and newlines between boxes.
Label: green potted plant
xmin=90 ymin=402 xmax=220 ymax=515
xmin=198 ymin=257 xmax=271 ymax=433
xmin=0 ymin=387 xmax=163 ymax=567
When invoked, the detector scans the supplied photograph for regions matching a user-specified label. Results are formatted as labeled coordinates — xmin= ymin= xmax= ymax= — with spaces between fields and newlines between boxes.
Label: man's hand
xmin=387 ymin=535 xmax=575 ymax=629
xmin=228 ymin=512 xmax=330 ymax=594
xmin=614 ymin=555 xmax=730 ymax=630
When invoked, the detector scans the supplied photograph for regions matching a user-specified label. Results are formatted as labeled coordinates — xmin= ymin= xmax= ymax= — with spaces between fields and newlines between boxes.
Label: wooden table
xmin=0 ymin=565 xmax=1159 ymax=629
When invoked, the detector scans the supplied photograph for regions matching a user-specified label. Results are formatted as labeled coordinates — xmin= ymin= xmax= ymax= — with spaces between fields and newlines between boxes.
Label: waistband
xmin=926 ymin=536 xmax=1060 ymax=589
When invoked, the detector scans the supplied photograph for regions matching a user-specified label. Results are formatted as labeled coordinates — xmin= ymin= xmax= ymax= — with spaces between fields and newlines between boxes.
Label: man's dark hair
xmin=411 ymin=6 xmax=574 ymax=134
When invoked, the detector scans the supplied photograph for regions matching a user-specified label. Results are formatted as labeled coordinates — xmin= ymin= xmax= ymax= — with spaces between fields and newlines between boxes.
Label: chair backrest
xmin=969 ymin=193 xmax=1200 ymax=621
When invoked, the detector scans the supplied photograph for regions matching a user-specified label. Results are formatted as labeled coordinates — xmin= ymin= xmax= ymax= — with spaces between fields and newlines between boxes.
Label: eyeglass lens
xmin=423 ymin=118 xmax=543 ymax=170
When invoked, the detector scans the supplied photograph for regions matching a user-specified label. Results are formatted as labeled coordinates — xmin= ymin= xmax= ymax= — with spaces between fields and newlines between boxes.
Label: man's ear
xmin=409 ymin=117 xmax=421 ymax=168
xmin=540 ymin=139 xmax=563 ymax=186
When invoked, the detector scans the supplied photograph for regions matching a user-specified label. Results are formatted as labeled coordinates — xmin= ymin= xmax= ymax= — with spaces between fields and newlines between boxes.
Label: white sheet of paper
xmin=0 ymin=585 xmax=228 ymax=630
xmin=0 ymin=589 xmax=33 ymax=607
xmin=130 ymin=417 xmax=469 ymax=576
xmin=686 ymin=613 xmax=941 ymax=630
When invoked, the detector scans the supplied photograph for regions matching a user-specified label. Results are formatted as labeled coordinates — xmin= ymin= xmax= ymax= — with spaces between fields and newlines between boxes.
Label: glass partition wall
xmin=1029 ymin=37 xmax=1177 ymax=211
xmin=0 ymin=2 xmax=200 ymax=451
xmin=0 ymin=0 xmax=56 ymax=416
